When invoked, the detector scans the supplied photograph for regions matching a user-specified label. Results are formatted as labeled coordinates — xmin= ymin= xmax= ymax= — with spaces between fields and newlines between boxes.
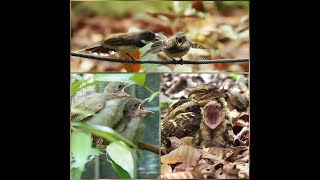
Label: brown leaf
xmin=167 ymin=137 xmax=182 ymax=149
xmin=226 ymin=147 xmax=248 ymax=162
xmin=238 ymin=163 xmax=249 ymax=179
xmin=223 ymin=162 xmax=240 ymax=178
xmin=161 ymin=145 xmax=201 ymax=168
xmin=161 ymin=164 xmax=172 ymax=173
xmin=201 ymin=152 xmax=224 ymax=164
xmin=120 ymin=50 xmax=140 ymax=72
xmin=161 ymin=170 xmax=203 ymax=179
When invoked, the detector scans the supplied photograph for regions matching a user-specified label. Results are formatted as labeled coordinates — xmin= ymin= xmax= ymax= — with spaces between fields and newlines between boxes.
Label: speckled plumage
xmin=161 ymin=85 xmax=235 ymax=147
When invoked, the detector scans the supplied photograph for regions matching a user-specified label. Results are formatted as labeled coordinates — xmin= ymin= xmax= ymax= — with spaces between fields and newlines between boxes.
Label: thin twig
xmin=71 ymin=52 xmax=249 ymax=65
xmin=138 ymin=142 xmax=160 ymax=155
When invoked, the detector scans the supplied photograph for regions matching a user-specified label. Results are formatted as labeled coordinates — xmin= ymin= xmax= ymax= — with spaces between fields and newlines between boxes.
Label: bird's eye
xmin=134 ymin=103 xmax=138 ymax=107
xmin=118 ymin=85 xmax=122 ymax=89
xmin=199 ymin=90 xmax=206 ymax=95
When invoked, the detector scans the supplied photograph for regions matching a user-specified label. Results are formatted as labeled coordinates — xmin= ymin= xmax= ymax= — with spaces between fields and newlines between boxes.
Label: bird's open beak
xmin=177 ymin=38 xmax=184 ymax=46
xmin=138 ymin=98 xmax=155 ymax=116
xmin=119 ymin=83 xmax=133 ymax=97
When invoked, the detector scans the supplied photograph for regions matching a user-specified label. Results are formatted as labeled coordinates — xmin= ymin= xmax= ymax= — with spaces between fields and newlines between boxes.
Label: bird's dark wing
xmin=189 ymin=40 xmax=206 ymax=49
xmin=142 ymin=40 xmax=167 ymax=57
xmin=161 ymin=110 xmax=202 ymax=142
xmin=71 ymin=93 xmax=106 ymax=122
xmin=167 ymin=99 xmax=190 ymax=114
xmin=161 ymin=100 xmax=202 ymax=144
xmin=103 ymin=32 xmax=137 ymax=46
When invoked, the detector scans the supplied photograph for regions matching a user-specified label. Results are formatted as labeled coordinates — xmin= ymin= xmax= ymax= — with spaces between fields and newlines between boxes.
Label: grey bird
xmin=142 ymin=32 xmax=206 ymax=64
xmin=71 ymin=81 xmax=132 ymax=125
xmin=76 ymin=31 xmax=162 ymax=61
xmin=115 ymin=98 xmax=154 ymax=144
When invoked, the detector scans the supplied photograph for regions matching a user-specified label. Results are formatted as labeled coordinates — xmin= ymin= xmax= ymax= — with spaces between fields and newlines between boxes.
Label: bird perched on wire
xmin=115 ymin=98 xmax=154 ymax=144
xmin=71 ymin=81 xmax=132 ymax=127
xmin=75 ymin=31 xmax=162 ymax=61
xmin=142 ymin=32 xmax=206 ymax=64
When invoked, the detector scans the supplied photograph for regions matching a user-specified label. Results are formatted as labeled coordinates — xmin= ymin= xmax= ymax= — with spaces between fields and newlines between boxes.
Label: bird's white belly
xmin=105 ymin=44 xmax=137 ymax=53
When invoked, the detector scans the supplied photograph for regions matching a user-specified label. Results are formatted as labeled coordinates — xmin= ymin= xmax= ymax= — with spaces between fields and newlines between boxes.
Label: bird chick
xmin=71 ymin=81 xmax=132 ymax=124
xmin=118 ymin=98 xmax=154 ymax=144
xmin=142 ymin=32 xmax=206 ymax=64
xmin=76 ymin=31 xmax=161 ymax=61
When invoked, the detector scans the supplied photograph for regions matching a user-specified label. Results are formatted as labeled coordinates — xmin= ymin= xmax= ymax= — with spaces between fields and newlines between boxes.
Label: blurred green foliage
xmin=71 ymin=1 xmax=248 ymax=17
xmin=216 ymin=1 xmax=249 ymax=11
xmin=72 ymin=1 xmax=173 ymax=16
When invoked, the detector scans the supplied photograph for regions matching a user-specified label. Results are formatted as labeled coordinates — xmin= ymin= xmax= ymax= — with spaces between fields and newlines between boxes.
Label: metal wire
xmin=71 ymin=52 xmax=249 ymax=65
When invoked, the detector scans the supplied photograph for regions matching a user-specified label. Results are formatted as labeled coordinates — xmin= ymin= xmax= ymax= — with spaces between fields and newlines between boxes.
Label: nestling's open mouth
xmin=119 ymin=83 xmax=133 ymax=96
xmin=138 ymin=98 xmax=154 ymax=116
xmin=204 ymin=104 xmax=221 ymax=129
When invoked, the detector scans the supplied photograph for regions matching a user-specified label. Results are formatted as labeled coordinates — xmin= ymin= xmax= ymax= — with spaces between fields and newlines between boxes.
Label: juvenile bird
xmin=161 ymin=84 xmax=234 ymax=148
xmin=142 ymin=32 xmax=206 ymax=64
xmin=76 ymin=31 xmax=161 ymax=61
xmin=116 ymin=98 xmax=154 ymax=144
xmin=71 ymin=81 xmax=132 ymax=124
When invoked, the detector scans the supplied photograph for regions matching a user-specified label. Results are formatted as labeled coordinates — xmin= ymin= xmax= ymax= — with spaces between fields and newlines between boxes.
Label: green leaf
xmin=71 ymin=107 xmax=96 ymax=117
xmin=173 ymin=65 xmax=193 ymax=72
xmin=88 ymin=148 xmax=103 ymax=162
xmin=148 ymin=91 xmax=159 ymax=102
xmin=210 ymin=49 xmax=220 ymax=57
xmin=94 ymin=74 xmax=135 ymax=83
xmin=72 ymin=123 xmax=138 ymax=149
xmin=71 ymin=131 xmax=92 ymax=168
xmin=129 ymin=74 xmax=146 ymax=86
xmin=156 ymin=65 xmax=172 ymax=72
xmin=71 ymin=80 xmax=100 ymax=96
xmin=71 ymin=79 xmax=88 ymax=95
xmin=140 ymin=44 xmax=160 ymax=72
xmin=220 ymin=25 xmax=238 ymax=40
xmin=230 ymin=74 xmax=241 ymax=80
xmin=106 ymin=141 xmax=135 ymax=178
xmin=71 ymin=167 xmax=84 ymax=179
xmin=108 ymin=158 xmax=131 ymax=179
xmin=71 ymin=74 xmax=84 ymax=81
xmin=160 ymin=102 xmax=169 ymax=110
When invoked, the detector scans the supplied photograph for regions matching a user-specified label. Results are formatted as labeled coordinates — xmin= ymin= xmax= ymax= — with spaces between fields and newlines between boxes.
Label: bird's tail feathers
xmin=190 ymin=41 xmax=206 ymax=49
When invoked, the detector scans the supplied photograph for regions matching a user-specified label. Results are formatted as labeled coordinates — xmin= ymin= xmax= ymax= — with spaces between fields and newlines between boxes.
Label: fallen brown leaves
xmin=161 ymin=137 xmax=249 ymax=179
xmin=160 ymin=73 xmax=249 ymax=179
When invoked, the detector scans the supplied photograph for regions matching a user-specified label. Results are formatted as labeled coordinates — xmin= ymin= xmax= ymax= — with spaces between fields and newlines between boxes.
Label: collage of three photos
xmin=70 ymin=1 xmax=249 ymax=179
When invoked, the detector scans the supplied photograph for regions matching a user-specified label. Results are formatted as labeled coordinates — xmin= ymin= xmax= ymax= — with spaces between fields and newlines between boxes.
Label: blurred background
xmin=71 ymin=74 xmax=160 ymax=179
xmin=71 ymin=1 xmax=249 ymax=73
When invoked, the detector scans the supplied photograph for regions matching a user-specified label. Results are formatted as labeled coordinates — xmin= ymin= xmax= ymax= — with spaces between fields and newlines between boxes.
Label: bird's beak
xmin=154 ymin=33 xmax=165 ymax=42
xmin=177 ymin=38 xmax=184 ymax=46
xmin=119 ymin=83 xmax=133 ymax=97
xmin=138 ymin=98 xmax=155 ymax=116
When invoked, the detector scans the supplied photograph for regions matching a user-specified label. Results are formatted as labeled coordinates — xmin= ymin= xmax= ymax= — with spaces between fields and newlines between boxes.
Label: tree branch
xmin=138 ymin=142 xmax=160 ymax=155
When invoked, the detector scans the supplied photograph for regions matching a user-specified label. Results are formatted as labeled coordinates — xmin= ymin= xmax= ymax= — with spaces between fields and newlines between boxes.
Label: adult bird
xmin=76 ymin=31 xmax=161 ymax=61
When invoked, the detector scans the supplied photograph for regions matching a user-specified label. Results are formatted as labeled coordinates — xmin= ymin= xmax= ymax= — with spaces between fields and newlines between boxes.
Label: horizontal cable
xmin=71 ymin=52 xmax=249 ymax=64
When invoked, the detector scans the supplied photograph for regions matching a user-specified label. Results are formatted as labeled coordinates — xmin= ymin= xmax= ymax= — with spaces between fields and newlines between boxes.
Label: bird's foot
xmin=125 ymin=53 xmax=138 ymax=64
xmin=170 ymin=57 xmax=178 ymax=64
xmin=179 ymin=58 xmax=184 ymax=65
